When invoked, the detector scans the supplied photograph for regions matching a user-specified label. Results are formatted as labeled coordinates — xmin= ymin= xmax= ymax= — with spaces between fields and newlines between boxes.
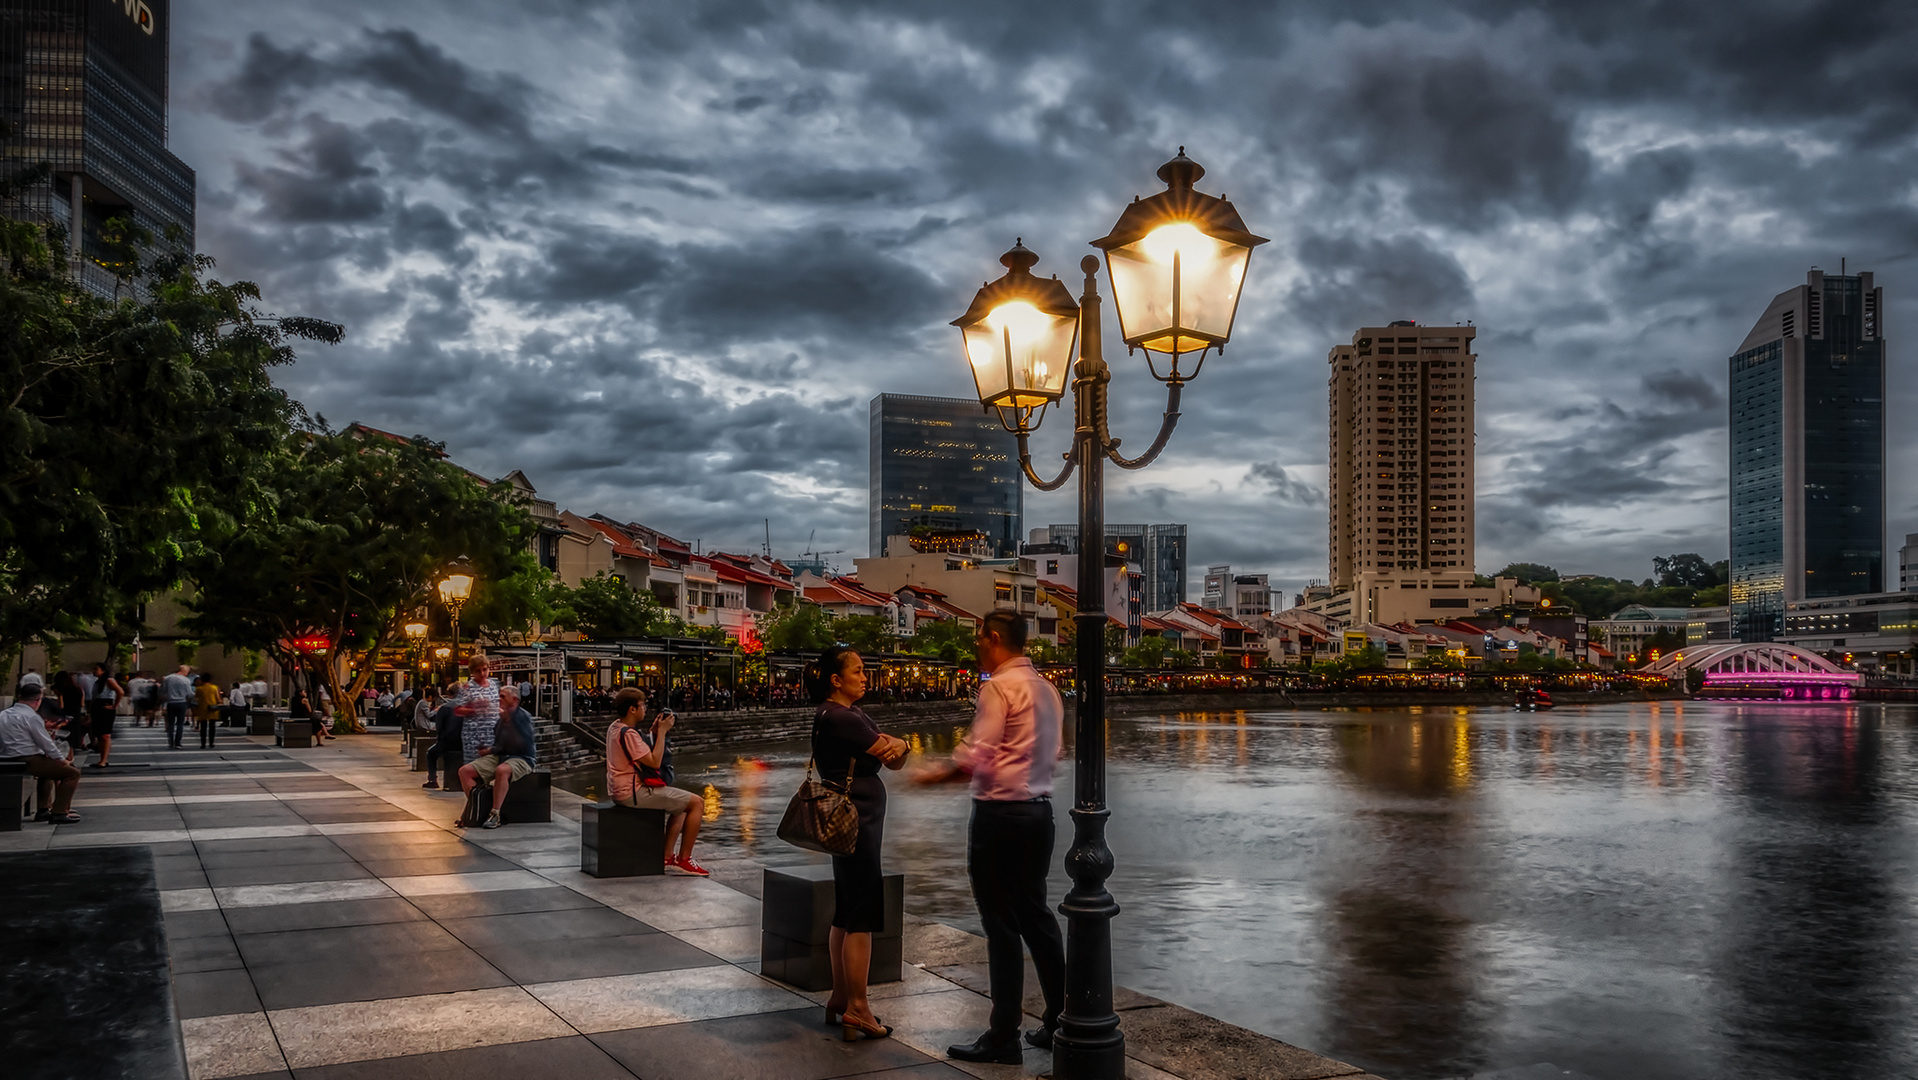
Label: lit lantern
xmin=952 ymin=240 xmax=1080 ymax=414
xmin=1091 ymin=148 xmax=1267 ymax=365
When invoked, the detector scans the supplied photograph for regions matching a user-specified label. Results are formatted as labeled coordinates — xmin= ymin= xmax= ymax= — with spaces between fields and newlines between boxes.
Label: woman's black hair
xmin=804 ymin=645 xmax=860 ymax=705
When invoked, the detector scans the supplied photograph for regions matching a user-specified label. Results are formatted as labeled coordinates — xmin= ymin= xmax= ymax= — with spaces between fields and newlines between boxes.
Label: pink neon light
xmin=1702 ymin=671 xmax=1859 ymax=685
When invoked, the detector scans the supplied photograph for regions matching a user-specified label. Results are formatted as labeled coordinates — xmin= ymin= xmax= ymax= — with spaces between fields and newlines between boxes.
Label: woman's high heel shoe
xmin=823 ymin=1006 xmax=842 ymax=1027
xmin=842 ymin=1015 xmax=893 ymax=1042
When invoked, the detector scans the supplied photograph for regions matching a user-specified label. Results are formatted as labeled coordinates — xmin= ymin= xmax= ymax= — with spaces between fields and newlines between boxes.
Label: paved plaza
xmin=2 ymin=724 xmax=1385 ymax=1080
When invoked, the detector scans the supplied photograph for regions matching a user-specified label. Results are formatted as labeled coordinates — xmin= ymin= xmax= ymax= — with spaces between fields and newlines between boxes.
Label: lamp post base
xmin=1054 ymin=805 xmax=1125 ymax=1080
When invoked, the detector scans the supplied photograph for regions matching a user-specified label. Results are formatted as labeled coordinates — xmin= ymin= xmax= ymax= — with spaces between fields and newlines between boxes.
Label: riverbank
xmin=583 ymin=686 xmax=1685 ymax=755
xmin=0 ymin=725 xmax=1390 ymax=1080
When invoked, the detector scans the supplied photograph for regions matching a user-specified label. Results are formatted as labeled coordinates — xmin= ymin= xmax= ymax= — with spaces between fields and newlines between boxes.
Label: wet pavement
xmin=657 ymin=701 xmax=1918 ymax=1080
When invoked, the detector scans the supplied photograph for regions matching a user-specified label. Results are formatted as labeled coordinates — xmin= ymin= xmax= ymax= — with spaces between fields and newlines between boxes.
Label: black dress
xmin=812 ymin=703 xmax=887 ymax=933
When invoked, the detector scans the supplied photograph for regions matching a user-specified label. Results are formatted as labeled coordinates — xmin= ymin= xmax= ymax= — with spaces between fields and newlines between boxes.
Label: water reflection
xmin=583 ymin=703 xmax=1918 ymax=1080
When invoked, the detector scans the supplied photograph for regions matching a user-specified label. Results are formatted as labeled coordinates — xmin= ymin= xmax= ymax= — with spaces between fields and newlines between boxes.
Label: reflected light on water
xmin=559 ymin=701 xmax=1918 ymax=1080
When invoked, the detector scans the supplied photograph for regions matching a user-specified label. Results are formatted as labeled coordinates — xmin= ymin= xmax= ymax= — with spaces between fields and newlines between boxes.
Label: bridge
xmin=1642 ymin=641 xmax=1859 ymax=700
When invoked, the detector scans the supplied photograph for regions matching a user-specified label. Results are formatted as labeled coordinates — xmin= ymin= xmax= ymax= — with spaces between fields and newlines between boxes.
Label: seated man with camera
xmin=605 ymin=687 xmax=706 ymax=875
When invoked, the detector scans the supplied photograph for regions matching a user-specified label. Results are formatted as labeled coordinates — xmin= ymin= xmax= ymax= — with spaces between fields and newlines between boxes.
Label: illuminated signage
xmin=120 ymin=0 xmax=156 ymax=36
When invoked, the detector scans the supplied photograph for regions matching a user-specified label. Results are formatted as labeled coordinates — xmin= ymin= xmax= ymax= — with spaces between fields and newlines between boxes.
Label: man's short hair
xmin=15 ymin=682 xmax=43 ymax=701
xmin=980 ymin=609 xmax=1028 ymax=651
xmin=499 ymin=686 xmax=520 ymax=704
xmin=613 ymin=687 xmax=646 ymax=716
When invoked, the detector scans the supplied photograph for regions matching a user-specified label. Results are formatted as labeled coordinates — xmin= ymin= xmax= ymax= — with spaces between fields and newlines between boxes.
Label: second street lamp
xmin=437 ymin=562 xmax=474 ymax=681
xmin=952 ymin=148 xmax=1264 ymax=1080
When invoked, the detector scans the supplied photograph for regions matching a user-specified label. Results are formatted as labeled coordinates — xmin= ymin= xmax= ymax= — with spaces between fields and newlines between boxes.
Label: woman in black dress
xmin=808 ymin=646 xmax=909 ymax=1042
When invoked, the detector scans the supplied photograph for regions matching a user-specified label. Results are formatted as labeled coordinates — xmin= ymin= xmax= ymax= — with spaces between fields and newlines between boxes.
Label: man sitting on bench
xmin=606 ymin=687 xmax=706 ymax=875
xmin=1 ymin=683 xmax=81 ymax=824
xmin=457 ymin=685 xmax=538 ymax=830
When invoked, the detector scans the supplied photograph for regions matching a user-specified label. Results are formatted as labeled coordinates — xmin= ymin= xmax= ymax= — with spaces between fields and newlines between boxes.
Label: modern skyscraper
xmin=1327 ymin=322 xmax=1477 ymax=589
xmin=1034 ymin=522 xmax=1186 ymax=612
xmin=868 ymin=393 xmax=1022 ymax=558
xmin=0 ymin=0 xmax=194 ymax=294
xmin=1729 ymin=269 xmax=1886 ymax=641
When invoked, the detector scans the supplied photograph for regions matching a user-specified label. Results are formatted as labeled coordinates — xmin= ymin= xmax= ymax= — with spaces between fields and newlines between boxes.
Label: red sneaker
xmin=670 ymin=855 xmax=711 ymax=877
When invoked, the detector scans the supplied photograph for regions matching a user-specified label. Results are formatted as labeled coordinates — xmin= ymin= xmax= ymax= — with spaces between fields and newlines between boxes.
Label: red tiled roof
xmin=573 ymin=515 xmax=650 ymax=561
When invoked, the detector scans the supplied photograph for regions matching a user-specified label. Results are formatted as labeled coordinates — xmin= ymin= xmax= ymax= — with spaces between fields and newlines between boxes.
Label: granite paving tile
xmin=464 ymin=932 xmax=722 ymax=984
xmin=402 ymin=886 xmax=601 ymax=920
xmin=286 ymin=1034 xmax=636 ymax=1079
xmin=205 ymin=861 xmax=377 ymax=888
xmin=267 ymin=986 xmax=573 ymax=1069
xmin=173 ymin=969 xmax=265 ymax=1020
xmin=592 ymin=1006 xmax=933 ymax=1080
xmin=196 ymin=836 xmax=347 ymax=861
xmin=437 ymin=906 xmax=661 ymax=949
xmin=165 ymin=909 xmax=233 ymax=939
xmin=356 ymin=852 xmax=518 ymax=878
xmin=525 ymin=966 xmax=811 ymax=1033
xmin=221 ymin=897 xmax=427 ymax=935
xmin=169 ymin=932 xmax=245 ymax=974
xmin=287 ymin=802 xmax=418 ymax=825
xmin=181 ymin=1012 xmax=288 ymax=1080
xmin=247 ymin=945 xmax=513 ymax=1011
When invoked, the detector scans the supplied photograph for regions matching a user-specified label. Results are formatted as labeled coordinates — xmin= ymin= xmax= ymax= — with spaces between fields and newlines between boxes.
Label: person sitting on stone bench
xmin=456 ymin=685 xmax=538 ymax=830
xmin=0 ymin=683 xmax=81 ymax=824
xmin=606 ymin=686 xmax=707 ymax=875
xmin=421 ymin=698 xmax=460 ymax=790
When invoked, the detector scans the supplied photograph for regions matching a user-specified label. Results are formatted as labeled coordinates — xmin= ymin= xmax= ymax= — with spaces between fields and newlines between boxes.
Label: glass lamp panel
xmin=962 ymin=322 xmax=1012 ymax=405
xmin=439 ymin=573 xmax=474 ymax=603
xmin=1108 ymin=223 xmax=1253 ymax=353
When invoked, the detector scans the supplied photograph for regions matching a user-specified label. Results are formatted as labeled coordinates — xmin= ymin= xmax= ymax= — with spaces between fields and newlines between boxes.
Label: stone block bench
xmin=275 ymin=719 xmax=313 ymax=749
xmin=580 ymin=802 xmax=667 ymax=877
xmin=0 ymin=760 xmax=25 ymax=831
xmin=497 ymin=767 xmax=551 ymax=824
xmin=760 ymin=863 xmax=902 ymax=991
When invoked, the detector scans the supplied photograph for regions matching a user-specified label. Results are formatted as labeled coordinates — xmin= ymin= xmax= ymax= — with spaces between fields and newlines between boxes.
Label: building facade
xmin=1034 ymin=522 xmax=1186 ymax=612
xmin=1777 ymin=591 xmax=1916 ymax=676
xmin=1900 ymin=533 xmax=1916 ymax=593
xmin=0 ymin=0 xmax=195 ymax=294
xmin=1321 ymin=321 xmax=1477 ymax=617
xmin=1729 ymin=269 xmax=1886 ymax=641
xmin=869 ymin=394 xmax=1022 ymax=558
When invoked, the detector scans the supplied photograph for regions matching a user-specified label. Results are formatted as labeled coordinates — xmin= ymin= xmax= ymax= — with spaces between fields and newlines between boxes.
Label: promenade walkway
xmin=2 ymin=723 xmax=1387 ymax=1080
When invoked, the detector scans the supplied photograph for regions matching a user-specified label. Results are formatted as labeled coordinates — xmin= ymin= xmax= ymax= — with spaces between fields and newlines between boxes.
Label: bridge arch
xmin=1641 ymin=642 xmax=1848 ymax=677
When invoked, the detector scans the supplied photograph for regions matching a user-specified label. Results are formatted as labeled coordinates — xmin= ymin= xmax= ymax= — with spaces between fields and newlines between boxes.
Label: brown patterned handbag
xmin=777 ymin=757 xmax=859 ymax=856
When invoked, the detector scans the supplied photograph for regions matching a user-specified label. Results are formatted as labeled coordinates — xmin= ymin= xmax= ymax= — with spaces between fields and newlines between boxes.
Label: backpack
xmin=458 ymin=782 xmax=491 ymax=827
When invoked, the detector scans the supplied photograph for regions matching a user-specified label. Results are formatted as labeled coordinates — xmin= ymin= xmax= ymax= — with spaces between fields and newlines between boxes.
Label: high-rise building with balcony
xmin=1729 ymin=269 xmax=1885 ymax=641
xmin=1327 ymin=322 xmax=1477 ymax=590
xmin=869 ymin=393 xmax=1022 ymax=558
xmin=0 ymin=0 xmax=194 ymax=295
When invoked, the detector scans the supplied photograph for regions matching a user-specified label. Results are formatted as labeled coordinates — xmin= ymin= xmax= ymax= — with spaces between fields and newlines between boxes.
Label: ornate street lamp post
xmin=952 ymin=149 xmax=1263 ymax=1080
xmin=437 ymin=561 xmax=475 ymax=682
xmin=404 ymin=621 xmax=428 ymax=688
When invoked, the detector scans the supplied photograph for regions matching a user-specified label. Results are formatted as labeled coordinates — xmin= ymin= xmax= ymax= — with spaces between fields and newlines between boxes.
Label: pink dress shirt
xmin=953 ymin=656 xmax=1061 ymax=801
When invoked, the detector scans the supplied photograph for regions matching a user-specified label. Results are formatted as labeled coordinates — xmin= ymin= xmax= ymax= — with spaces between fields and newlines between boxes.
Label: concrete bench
xmin=275 ymin=720 xmax=313 ymax=749
xmin=409 ymin=734 xmax=438 ymax=771
xmin=580 ymin=802 xmax=667 ymax=877
xmin=496 ymin=767 xmax=551 ymax=824
xmin=0 ymin=760 xmax=25 ymax=831
xmin=760 ymin=864 xmax=903 ymax=991
xmin=248 ymin=710 xmax=278 ymax=736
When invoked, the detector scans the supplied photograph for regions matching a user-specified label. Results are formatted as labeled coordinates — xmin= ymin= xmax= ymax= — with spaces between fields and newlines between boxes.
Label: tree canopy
xmin=0 ymin=214 xmax=340 ymax=665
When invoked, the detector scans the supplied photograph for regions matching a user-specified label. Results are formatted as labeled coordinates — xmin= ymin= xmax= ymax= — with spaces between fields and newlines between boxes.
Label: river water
xmin=604 ymin=701 xmax=1918 ymax=1080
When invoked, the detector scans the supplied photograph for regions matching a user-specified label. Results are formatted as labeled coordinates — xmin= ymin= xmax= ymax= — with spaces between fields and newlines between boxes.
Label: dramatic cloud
xmin=169 ymin=0 xmax=1918 ymax=596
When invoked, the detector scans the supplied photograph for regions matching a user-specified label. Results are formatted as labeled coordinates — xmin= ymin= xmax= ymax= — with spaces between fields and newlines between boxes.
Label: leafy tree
xmin=908 ymin=618 xmax=976 ymax=666
xmin=465 ymin=563 xmax=558 ymax=646
xmin=1120 ymin=635 xmax=1168 ymax=669
xmin=0 ymin=215 xmax=338 ymax=667
xmin=1653 ymin=553 xmax=1719 ymax=589
xmin=830 ymin=614 xmax=896 ymax=655
xmin=185 ymin=427 xmax=542 ymax=730
xmin=758 ymin=601 xmax=835 ymax=653
xmin=1692 ymin=583 xmax=1728 ymax=607
xmin=551 ymin=572 xmax=669 ymax=641
xmin=1496 ymin=563 xmax=1560 ymax=584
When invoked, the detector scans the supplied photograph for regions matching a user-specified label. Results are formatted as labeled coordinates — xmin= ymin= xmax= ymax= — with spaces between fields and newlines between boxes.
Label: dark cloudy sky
xmin=170 ymin=0 xmax=1918 ymax=597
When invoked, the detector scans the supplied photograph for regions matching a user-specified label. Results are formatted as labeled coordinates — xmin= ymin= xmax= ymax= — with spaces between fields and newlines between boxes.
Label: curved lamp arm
xmin=1017 ymin=429 xmax=1078 ymax=491
xmin=1099 ymin=376 xmax=1183 ymax=471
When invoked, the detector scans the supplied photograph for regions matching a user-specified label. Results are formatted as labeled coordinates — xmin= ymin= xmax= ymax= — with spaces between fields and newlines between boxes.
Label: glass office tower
xmin=0 ymin=0 xmax=194 ymax=295
xmin=1729 ymin=269 xmax=1885 ymax=641
xmin=868 ymin=394 xmax=1022 ymax=557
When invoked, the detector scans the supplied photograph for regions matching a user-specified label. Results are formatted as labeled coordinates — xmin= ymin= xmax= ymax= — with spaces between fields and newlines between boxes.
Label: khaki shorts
xmin=618 ymin=786 xmax=700 ymax=814
xmin=469 ymin=755 xmax=533 ymax=782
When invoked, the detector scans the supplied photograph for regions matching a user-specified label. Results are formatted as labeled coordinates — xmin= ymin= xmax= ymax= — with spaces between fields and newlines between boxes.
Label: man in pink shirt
xmin=919 ymin=609 xmax=1065 ymax=1065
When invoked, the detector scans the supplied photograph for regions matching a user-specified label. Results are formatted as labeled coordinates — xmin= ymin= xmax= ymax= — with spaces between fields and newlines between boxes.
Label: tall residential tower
xmin=1328 ymin=322 xmax=1477 ymax=584
xmin=1729 ymin=269 xmax=1886 ymax=641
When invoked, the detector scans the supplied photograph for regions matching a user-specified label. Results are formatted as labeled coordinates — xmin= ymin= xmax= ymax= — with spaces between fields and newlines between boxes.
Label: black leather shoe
xmin=947 ymin=1033 xmax=1022 ymax=1064
xmin=1025 ymin=1022 xmax=1057 ymax=1049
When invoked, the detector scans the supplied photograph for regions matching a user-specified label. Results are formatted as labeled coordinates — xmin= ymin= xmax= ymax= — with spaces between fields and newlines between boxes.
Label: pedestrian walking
xmin=195 ymin=675 xmax=222 ymax=748
xmin=807 ymin=646 xmax=910 ymax=1043
xmin=85 ymin=663 xmax=123 ymax=768
xmin=162 ymin=665 xmax=194 ymax=749
xmin=915 ymin=610 xmax=1066 ymax=1064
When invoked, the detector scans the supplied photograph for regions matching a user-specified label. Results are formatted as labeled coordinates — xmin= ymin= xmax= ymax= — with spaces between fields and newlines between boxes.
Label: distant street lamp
xmin=952 ymin=148 xmax=1263 ymax=1080
xmin=437 ymin=560 xmax=475 ymax=681
xmin=405 ymin=621 xmax=429 ymax=686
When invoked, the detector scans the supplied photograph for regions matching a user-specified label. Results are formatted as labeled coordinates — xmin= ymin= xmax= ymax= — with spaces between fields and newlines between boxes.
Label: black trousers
xmin=165 ymin=703 xmax=189 ymax=747
xmin=967 ymin=799 xmax=1065 ymax=1037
